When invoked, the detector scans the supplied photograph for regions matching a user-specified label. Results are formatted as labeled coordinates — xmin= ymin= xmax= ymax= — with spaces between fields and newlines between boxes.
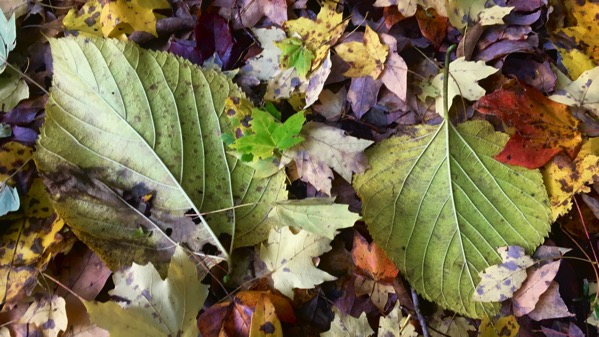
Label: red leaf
xmin=473 ymin=80 xmax=582 ymax=169
xmin=351 ymin=231 xmax=399 ymax=283
xmin=415 ymin=7 xmax=447 ymax=50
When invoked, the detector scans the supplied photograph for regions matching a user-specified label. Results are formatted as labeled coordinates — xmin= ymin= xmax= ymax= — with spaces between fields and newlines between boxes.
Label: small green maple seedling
xmin=229 ymin=107 xmax=305 ymax=161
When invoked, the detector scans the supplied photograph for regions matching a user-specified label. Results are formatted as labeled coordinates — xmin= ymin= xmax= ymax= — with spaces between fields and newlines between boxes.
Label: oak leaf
xmin=335 ymin=26 xmax=389 ymax=78
xmin=474 ymin=80 xmax=582 ymax=169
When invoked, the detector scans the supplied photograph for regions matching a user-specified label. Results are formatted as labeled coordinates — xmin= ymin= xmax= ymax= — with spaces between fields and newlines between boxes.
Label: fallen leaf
xmin=542 ymin=138 xmax=599 ymax=220
xmin=474 ymin=80 xmax=582 ymax=169
xmin=0 ymin=12 xmax=16 ymax=73
xmin=265 ymin=67 xmax=306 ymax=100
xmin=335 ymin=26 xmax=389 ymax=78
xmin=84 ymin=246 xmax=207 ymax=337
xmin=321 ymin=306 xmax=374 ymax=337
xmin=478 ymin=6 xmax=514 ymax=26
xmin=260 ymin=226 xmax=337 ymax=299
xmin=284 ymin=0 xmax=348 ymax=71
xmin=549 ymin=65 xmax=599 ymax=118
xmin=198 ymin=291 xmax=295 ymax=337
xmin=373 ymin=0 xmax=447 ymax=18
xmin=305 ymin=51 xmax=332 ymax=108
xmin=541 ymin=322 xmax=584 ymax=337
xmin=0 ymin=66 xmax=29 ymax=112
xmin=348 ymin=75 xmax=383 ymax=118
xmin=276 ymin=36 xmax=314 ymax=79
xmin=512 ymin=260 xmax=561 ymax=316
xmin=431 ymin=57 xmax=498 ymax=114
xmin=0 ymin=184 xmax=18 ymax=216
xmin=17 ymin=295 xmax=67 ymax=337
xmin=378 ymin=302 xmax=417 ymax=337
xmin=473 ymin=246 xmax=535 ymax=303
xmin=100 ymin=0 xmax=170 ymax=37
xmin=429 ymin=311 xmax=476 ymax=337
xmin=446 ymin=0 xmax=490 ymax=31
xmin=555 ymin=0 xmax=599 ymax=64
xmin=380 ymin=53 xmax=408 ymax=102
xmin=265 ymin=198 xmax=359 ymax=239
xmin=313 ymin=88 xmax=347 ymax=121
xmin=284 ymin=122 xmax=374 ymax=192
xmin=242 ymin=27 xmax=287 ymax=81
xmin=62 ymin=0 xmax=103 ymax=37
xmin=479 ymin=315 xmax=519 ymax=337
xmin=415 ymin=6 xmax=447 ymax=50
xmin=527 ymin=282 xmax=574 ymax=321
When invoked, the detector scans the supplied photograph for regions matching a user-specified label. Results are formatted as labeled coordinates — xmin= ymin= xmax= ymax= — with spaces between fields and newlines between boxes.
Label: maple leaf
xmin=284 ymin=0 xmax=347 ymax=71
xmin=283 ymin=122 xmax=373 ymax=194
xmin=198 ymin=291 xmax=295 ymax=337
xmin=100 ymin=0 xmax=170 ymax=38
xmin=305 ymin=51 xmax=332 ymax=108
xmin=84 ymin=246 xmax=207 ymax=337
xmin=276 ymin=36 xmax=314 ymax=79
xmin=335 ymin=26 xmax=389 ymax=78
xmin=373 ymin=0 xmax=447 ymax=18
xmin=549 ymin=65 xmax=599 ymax=118
xmin=474 ymin=80 xmax=582 ymax=169
xmin=242 ymin=27 xmax=287 ymax=81
xmin=321 ymin=307 xmax=374 ymax=337
xmin=229 ymin=108 xmax=305 ymax=161
xmin=17 ymin=295 xmax=68 ymax=337
xmin=260 ymin=226 xmax=337 ymax=299
xmin=472 ymin=246 xmax=534 ymax=303
xmin=63 ymin=0 xmax=102 ymax=37
xmin=555 ymin=0 xmax=599 ymax=64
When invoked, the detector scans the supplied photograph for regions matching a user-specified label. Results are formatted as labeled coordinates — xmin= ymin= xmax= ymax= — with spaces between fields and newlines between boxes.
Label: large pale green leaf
xmin=34 ymin=36 xmax=286 ymax=271
xmin=353 ymin=119 xmax=551 ymax=318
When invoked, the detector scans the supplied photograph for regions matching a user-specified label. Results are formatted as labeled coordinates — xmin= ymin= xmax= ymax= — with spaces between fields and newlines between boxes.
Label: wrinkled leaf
xmin=84 ymin=246 xmax=207 ymax=337
xmin=353 ymin=120 xmax=551 ymax=318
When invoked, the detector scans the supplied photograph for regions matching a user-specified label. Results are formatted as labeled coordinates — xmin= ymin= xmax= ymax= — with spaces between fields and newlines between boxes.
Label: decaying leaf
xmin=474 ymin=80 xmax=582 ymax=169
xmin=555 ymin=0 xmax=599 ymax=64
xmin=380 ymin=53 xmax=408 ymax=102
xmin=335 ymin=26 xmax=389 ymax=78
xmin=260 ymin=226 xmax=337 ymax=299
xmin=84 ymin=246 xmax=207 ymax=337
xmin=305 ymin=51 xmax=332 ymax=108
xmin=479 ymin=315 xmax=519 ymax=337
xmin=549 ymin=65 xmax=599 ymax=118
xmin=242 ymin=27 xmax=287 ymax=81
xmin=415 ymin=6 xmax=448 ymax=50
xmin=321 ymin=306 xmax=374 ymax=337
xmin=354 ymin=119 xmax=551 ymax=318
xmin=512 ymin=260 xmax=561 ymax=316
xmin=198 ymin=290 xmax=295 ymax=337
xmin=379 ymin=302 xmax=418 ymax=337
xmin=276 ymin=37 xmax=314 ymax=79
xmin=284 ymin=0 xmax=347 ymax=71
xmin=527 ymin=282 xmax=574 ymax=321
xmin=63 ymin=0 xmax=103 ymax=37
xmin=17 ymin=295 xmax=67 ymax=337
xmin=100 ymin=0 xmax=170 ymax=38
xmin=473 ymin=246 xmax=535 ymax=303
xmin=35 ymin=36 xmax=285 ymax=271
xmin=429 ymin=310 xmax=476 ymax=337
xmin=542 ymin=138 xmax=599 ymax=220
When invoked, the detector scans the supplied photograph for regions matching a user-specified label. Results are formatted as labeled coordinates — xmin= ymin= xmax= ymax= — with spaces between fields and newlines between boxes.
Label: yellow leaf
xmin=0 ymin=141 xmax=32 ymax=183
xmin=557 ymin=47 xmax=595 ymax=80
xmin=63 ymin=0 xmax=103 ymax=37
xmin=542 ymin=138 xmax=599 ymax=220
xmin=100 ymin=0 xmax=170 ymax=38
xmin=334 ymin=26 xmax=388 ymax=78
xmin=479 ymin=315 xmax=519 ymax=337
xmin=556 ymin=0 xmax=599 ymax=64
xmin=17 ymin=295 xmax=67 ymax=337
xmin=284 ymin=0 xmax=347 ymax=71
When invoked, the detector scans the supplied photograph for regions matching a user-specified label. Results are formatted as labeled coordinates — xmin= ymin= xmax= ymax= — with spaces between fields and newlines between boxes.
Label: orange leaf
xmin=198 ymin=291 xmax=295 ymax=337
xmin=351 ymin=231 xmax=399 ymax=283
xmin=415 ymin=6 xmax=447 ymax=50
xmin=473 ymin=80 xmax=582 ymax=169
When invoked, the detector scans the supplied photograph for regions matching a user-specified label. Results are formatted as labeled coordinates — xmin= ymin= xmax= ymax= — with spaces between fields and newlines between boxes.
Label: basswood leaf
xmin=276 ymin=37 xmax=314 ymax=79
xmin=473 ymin=246 xmax=535 ymax=303
xmin=527 ymin=282 xmax=574 ymax=321
xmin=35 ymin=37 xmax=285 ymax=271
xmin=263 ymin=197 xmax=359 ymax=239
xmin=0 ymin=12 xmax=16 ymax=73
xmin=260 ymin=226 xmax=337 ymax=299
xmin=335 ymin=26 xmax=389 ymax=78
xmin=549 ymin=65 xmax=599 ymax=118
xmin=17 ymin=295 xmax=67 ymax=337
xmin=84 ymin=246 xmax=207 ymax=337
xmin=353 ymin=119 xmax=551 ymax=318
xmin=542 ymin=138 xmax=599 ymax=220
xmin=63 ymin=0 xmax=103 ymax=37
xmin=352 ymin=231 xmax=399 ymax=311
xmin=229 ymin=109 xmax=305 ymax=161
xmin=512 ymin=260 xmax=561 ymax=316
xmin=198 ymin=291 xmax=295 ymax=337
xmin=474 ymin=80 xmax=582 ymax=169
xmin=321 ymin=307 xmax=374 ymax=337
xmin=284 ymin=0 xmax=347 ymax=71
xmin=431 ymin=57 xmax=498 ymax=113
xmin=284 ymin=122 xmax=374 ymax=193
xmin=100 ymin=0 xmax=170 ymax=38
xmin=479 ymin=315 xmax=519 ymax=337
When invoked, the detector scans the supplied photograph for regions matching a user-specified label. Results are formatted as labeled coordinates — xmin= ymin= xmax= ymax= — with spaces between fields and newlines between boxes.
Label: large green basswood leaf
xmin=353 ymin=119 xmax=551 ymax=318
xmin=34 ymin=36 xmax=286 ymax=272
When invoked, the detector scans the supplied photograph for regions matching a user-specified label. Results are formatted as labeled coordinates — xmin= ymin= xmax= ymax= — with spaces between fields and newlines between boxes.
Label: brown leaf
xmin=415 ymin=6 xmax=447 ymax=50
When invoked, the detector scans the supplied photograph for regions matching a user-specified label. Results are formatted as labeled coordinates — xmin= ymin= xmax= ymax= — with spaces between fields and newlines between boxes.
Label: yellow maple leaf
xmin=284 ymin=0 xmax=347 ymax=71
xmin=334 ymin=25 xmax=388 ymax=78
xmin=542 ymin=138 xmax=599 ymax=220
xmin=101 ymin=0 xmax=170 ymax=38
xmin=63 ymin=0 xmax=103 ymax=37
xmin=556 ymin=0 xmax=599 ymax=65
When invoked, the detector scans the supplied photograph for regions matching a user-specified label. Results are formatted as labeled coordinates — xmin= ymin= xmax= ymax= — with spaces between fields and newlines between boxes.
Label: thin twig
xmin=411 ymin=287 xmax=430 ymax=337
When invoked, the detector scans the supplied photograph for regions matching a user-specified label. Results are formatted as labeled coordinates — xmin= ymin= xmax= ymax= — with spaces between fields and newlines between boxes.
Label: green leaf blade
xmin=353 ymin=120 xmax=551 ymax=318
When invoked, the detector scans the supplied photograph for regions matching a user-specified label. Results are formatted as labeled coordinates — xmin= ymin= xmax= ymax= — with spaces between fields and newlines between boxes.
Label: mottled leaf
xmin=63 ymin=0 xmax=103 ymax=37
xmin=276 ymin=37 xmax=314 ymax=79
xmin=100 ymin=0 xmax=170 ymax=37
xmin=335 ymin=26 xmax=388 ymax=78
xmin=549 ymin=65 xmax=599 ymax=118
xmin=321 ymin=307 xmax=374 ymax=337
xmin=527 ymin=282 xmax=574 ymax=321
xmin=17 ymin=295 xmax=67 ymax=337
xmin=479 ymin=315 xmax=519 ymax=337
xmin=242 ymin=27 xmax=286 ymax=81
xmin=513 ymin=260 xmax=561 ymax=316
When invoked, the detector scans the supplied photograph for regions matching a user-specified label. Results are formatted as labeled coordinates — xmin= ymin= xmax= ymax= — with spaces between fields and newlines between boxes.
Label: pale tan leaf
xmin=527 ymin=282 xmax=574 ymax=321
xmin=513 ymin=260 xmax=561 ymax=317
xmin=17 ymin=295 xmax=67 ymax=337
xmin=321 ymin=307 xmax=374 ymax=337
